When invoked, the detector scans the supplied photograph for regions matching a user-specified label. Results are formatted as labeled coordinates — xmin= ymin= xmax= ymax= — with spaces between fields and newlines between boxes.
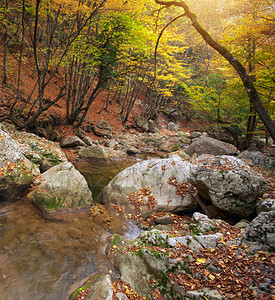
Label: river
xmin=0 ymin=158 xmax=141 ymax=300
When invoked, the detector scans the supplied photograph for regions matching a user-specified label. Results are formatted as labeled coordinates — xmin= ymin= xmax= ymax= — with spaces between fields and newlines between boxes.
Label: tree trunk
xmin=155 ymin=0 xmax=275 ymax=142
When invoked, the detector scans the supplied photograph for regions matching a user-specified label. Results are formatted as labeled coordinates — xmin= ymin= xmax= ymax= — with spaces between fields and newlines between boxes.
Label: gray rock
xmin=189 ymin=155 xmax=268 ymax=217
xmin=119 ymin=251 xmax=152 ymax=297
xmin=78 ymin=145 xmax=108 ymax=161
xmin=85 ymin=274 xmax=113 ymax=300
xmin=167 ymin=122 xmax=179 ymax=132
xmin=28 ymin=162 xmax=92 ymax=213
xmin=155 ymin=214 xmax=173 ymax=225
xmin=192 ymin=212 xmax=219 ymax=234
xmin=135 ymin=116 xmax=149 ymax=132
xmin=234 ymin=219 xmax=250 ymax=229
xmin=243 ymin=210 xmax=275 ymax=251
xmin=60 ymin=136 xmax=85 ymax=148
xmin=185 ymin=136 xmax=239 ymax=156
xmin=238 ymin=151 xmax=274 ymax=170
xmin=92 ymin=121 xmax=112 ymax=138
xmin=256 ymin=198 xmax=275 ymax=214
xmin=186 ymin=289 xmax=226 ymax=300
xmin=82 ymin=136 xmax=94 ymax=146
xmin=100 ymin=155 xmax=197 ymax=217
xmin=0 ymin=129 xmax=40 ymax=201
xmin=148 ymin=120 xmax=159 ymax=133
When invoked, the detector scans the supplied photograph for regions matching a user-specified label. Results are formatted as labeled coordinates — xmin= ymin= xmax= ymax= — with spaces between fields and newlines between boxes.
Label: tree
xmin=155 ymin=0 xmax=275 ymax=142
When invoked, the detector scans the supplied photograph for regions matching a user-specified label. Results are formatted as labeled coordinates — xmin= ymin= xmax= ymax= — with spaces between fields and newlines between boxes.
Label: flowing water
xmin=0 ymin=159 xmax=142 ymax=300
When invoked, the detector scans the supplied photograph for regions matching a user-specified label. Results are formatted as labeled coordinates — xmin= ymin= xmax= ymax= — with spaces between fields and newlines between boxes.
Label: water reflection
xmin=0 ymin=200 xmax=140 ymax=300
xmin=74 ymin=158 xmax=136 ymax=199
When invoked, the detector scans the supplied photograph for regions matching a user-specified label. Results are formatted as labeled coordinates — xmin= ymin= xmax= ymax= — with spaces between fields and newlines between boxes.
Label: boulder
xmin=92 ymin=121 xmax=112 ymax=138
xmin=78 ymin=145 xmax=108 ymax=161
xmin=167 ymin=122 xmax=179 ymax=132
xmin=189 ymin=155 xmax=268 ymax=217
xmin=28 ymin=162 xmax=92 ymax=213
xmin=243 ymin=210 xmax=275 ymax=252
xmin=0 ymin=129 xmax=40 ymax=201
xmin=16 ymin=132 xmax=67 ymax=171
xmin=185 ymin=136 xmax=239 ymax=156
xmin=60 ymin=136 xmax=85 ymax=148
xmin=99 ymin=155 xmax=197 ymax=218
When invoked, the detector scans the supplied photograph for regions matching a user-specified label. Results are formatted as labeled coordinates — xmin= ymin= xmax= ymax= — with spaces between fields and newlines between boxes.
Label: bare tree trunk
xmin=155 ymin=0 xmax=275 ymax=142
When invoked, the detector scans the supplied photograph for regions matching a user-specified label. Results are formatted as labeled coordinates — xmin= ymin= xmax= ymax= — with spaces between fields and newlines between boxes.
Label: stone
xmin=148 ymin=120 xmax=159 ymax=133
xmin=167 ymin=122 xmax=179 ymax=132
xmin=256 ymin=198 xmax=275 ymax=214
xmin=99 ymin=155 xmax=197 ymax=218
xmin=82 ymin=136 xmax=94 ymax=146
xmin=28 ymin=162 xmax=92 ymax=213
xmin=238 ymin=151 xmax=274 ymax=170
xmin=74 ymin=127 xmax=87 ymax=139
xmin=154 ymin=214 xmax=173 ymax=225
xmin=192 ymin=212 xmax=219 ymax=234
xmin=135 ymin=116 xmax=149 ymax=132
xmin=185 ymin=136 xmax=239 ymax=156
xmin=0 ymin=129 xmax=40 ymax=201
xmin=85 ymin=274 xmax=113 ymax=300
xmin=60 ymin=136 xmax=85 ymax=148
xmin=189 ymin=155 xmax=268 ymax=217
xmin=78 ymin=145 xmax=108 ymax=161
xmin=92 ymin=120 xmax=112 ymax=138
xmin=234 ymin=219 xmax=250 ymax=229
xmin=243 ymin=210 xmax=275 ymax=251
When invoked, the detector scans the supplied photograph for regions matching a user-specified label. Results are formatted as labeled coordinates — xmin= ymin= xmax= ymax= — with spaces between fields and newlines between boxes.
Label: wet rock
xmin=78 ymin=145 xmax=108 ymax=161
xmin=100 ymin=155 xmax=197 ymax=218
xmin=85 ymin=274 xmax=113 ymax=300
xmin=243 ymin=210 xmax=275 ymax=252
xmin=92 ymin=120 xmax=112 ymax=138
xmin=189 ymin=155 xmax=268 ymax=217
xmin=0 ymin=129 xmax=40 ymax=201
xmin=185 ymin=136 xmax=239 ymax=156
xmin=28 ymin=162 xmax=92 ymax=213
xmin=60 ymin=136 xmax=85 ymax=148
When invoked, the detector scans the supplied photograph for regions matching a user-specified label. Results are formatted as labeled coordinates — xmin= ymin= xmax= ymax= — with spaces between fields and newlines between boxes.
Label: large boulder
xmin=0 ymin=129 xmax=40 ymax=201
xmin=99 ymin=155 xmax=197 ymax=218
xmin=189 ymin=155 xmax=268 ymax=217
xmin=185 ymin=136 xmax=239 ymax=156
xmin=28 ymin=162 xmax=92 ymax=213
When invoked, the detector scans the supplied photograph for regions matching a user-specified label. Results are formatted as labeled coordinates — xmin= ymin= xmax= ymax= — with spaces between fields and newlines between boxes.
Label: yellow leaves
xmin=196 ymin=258 xmax=206 ymax=264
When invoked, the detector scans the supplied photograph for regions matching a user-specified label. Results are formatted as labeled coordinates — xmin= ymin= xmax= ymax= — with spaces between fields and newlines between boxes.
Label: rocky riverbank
xmin=0 ymin=121 xmax=274 ymax=299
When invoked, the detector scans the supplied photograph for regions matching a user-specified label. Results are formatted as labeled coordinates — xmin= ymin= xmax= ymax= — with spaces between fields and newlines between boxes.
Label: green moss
xmin=71 ymin=274 xmax=103 ymax=299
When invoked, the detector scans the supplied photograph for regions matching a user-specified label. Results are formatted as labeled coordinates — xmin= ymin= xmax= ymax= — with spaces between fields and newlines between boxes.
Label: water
xmin=0 ymin=158 xmax=143 ymax=299
xmin=74 ymin=158 xmax=137 ymax=199
xmin=0 ymin=200 xmax=142 ymax=300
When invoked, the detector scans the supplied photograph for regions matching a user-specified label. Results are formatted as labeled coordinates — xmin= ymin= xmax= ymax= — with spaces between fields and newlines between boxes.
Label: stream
xmin=0 ymin=158 xmax=141 ymax=300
